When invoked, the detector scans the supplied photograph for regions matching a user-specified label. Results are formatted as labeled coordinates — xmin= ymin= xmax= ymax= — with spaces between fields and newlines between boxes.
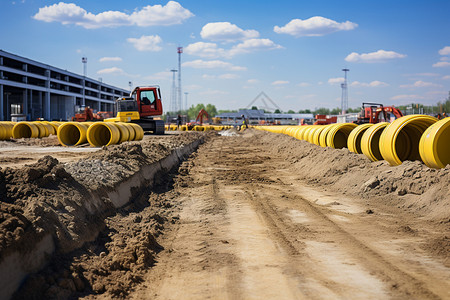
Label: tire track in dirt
xmin=131 ymin=131 xmax=449 ymax=299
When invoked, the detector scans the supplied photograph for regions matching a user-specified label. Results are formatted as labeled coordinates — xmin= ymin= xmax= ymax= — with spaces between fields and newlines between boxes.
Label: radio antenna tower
xmin=341 ymin=68 xmax=349 ymax=114
xmin=177 ymin=47 xmax=183 ymax=112
xmin=170 ymin=69 xmax=178 ymax=113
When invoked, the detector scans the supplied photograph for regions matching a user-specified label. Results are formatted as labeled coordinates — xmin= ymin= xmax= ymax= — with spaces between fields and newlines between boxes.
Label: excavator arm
xmin=195 ymin=109 xmax=210 ymax=125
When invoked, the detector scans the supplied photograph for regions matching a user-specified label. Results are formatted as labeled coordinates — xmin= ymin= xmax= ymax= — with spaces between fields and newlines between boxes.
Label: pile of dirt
xmin=14 ymin=192 xmax=178 ymax=299
xmin=0 ymin=132 xmax=206 ymax=299
xmin=249 ymin=130 xmax=450 ymax=222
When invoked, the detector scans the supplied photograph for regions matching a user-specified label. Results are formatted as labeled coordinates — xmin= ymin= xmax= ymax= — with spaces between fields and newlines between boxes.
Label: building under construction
xmin=0 ymin=50 xmax=129 ymax=121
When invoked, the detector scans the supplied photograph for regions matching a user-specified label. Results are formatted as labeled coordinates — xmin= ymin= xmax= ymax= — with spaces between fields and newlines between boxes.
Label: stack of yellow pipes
xmin=255 ymin=115 xmax=450 ymax=169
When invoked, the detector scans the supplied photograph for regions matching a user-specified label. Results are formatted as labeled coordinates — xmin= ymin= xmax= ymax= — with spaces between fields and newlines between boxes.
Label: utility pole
xmin=341 ymin=68 xmax=349 ymax=115
xmin=82 ymin=57 xmax=87 ymax=106
xmin=177 ymin=47 xmax=183 ymax=113
xmin=170 ymin=69 xmax=178 ymax=113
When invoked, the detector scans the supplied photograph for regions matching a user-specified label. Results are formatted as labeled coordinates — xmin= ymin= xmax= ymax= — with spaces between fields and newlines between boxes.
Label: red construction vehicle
xmin=195 ymin=109 xmax=210 ymax=125
xmin=107 ymin=86 xmax=165 ymax=134
xmin=354 ymin=102 xmax=403 ymax=124
xmin=313 ymin=114 xmax=337 ymax=125
xmin=72 ymin=106 xmax=111 ymax=122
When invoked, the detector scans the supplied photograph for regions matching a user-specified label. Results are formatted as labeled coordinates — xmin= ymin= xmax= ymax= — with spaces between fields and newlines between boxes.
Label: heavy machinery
xmin=354 ymin=102 xmax=403 ymax=124
xmin=72 ymin=106 xmax=111 ymax=122
xmin=195 ymin=109 xmax=210 ymax=125
xmin=105 ymin=86 xmax=165 ymax=134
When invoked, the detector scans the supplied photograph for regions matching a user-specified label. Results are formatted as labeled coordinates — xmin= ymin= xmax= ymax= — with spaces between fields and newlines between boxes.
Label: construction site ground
xmin=1 ymin=129 xmax=449 ymax=299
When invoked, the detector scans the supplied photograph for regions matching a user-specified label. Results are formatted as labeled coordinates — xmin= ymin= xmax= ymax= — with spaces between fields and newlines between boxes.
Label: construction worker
xmin=241 ymin=114 xmax=248 ymax=129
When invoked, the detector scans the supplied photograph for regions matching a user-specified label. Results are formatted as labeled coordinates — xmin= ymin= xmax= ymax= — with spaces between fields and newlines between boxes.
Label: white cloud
xmin=438 ymin=46 xmax=450 ymax=56
xmin=199 ymin=89 xmax=229 ymax=96
xmin=144 ymin=71 xmax=172 ymax=80
xmin=274 ymin=16 xmax=357 ymax=37
xmin=400 ymin=80 xmax=442 ymax=88
xmin=345 ymin=50 xmax=406 ymax=63
xmin=391 ymin=94 xmax=425 ymax=101
xmin=443 ymin=75 xmax=450 ymax=80
xmin=328 ymin=77 xmax=344 ymax=85
xmin=433 ymin=61 xmax=450 ymax=68
xmin=33 ymin=1 xmax=193 ymax=29
xmin=229 ymin=38 xmax=283 ymax=56
xmin=202 ymin=74 xmax=216 ymax=79
xmin=271 ymin=80 xmax=289 ymax=85
xmin=297 ymin=82 xmax=311 ymax=87
xmin=440 ymin=57 xmax=450 ymax=62
xmin=219 ymin=73 xmax=240 ymax=79
xmin=182 ymin=59 xmax=246 ymax=71
xmin=247 ymin=79 xmax=259 ymax=84
xmin=127 ymin=35 xmax=162 ymax=52
xmin=200 ymin=22 xmax=259 ymax=41
xmin=185 ymin=42 xmax=227 ymax=58
xmin=97 ymin=67 xmax=125 ymax=75
xmin=99 ymin=56 xmax=122 ymax=63
xmin=185 ymin=39 xmax=282 ymax=58
xmin=351 ymin=80 xmax=389 ymax=87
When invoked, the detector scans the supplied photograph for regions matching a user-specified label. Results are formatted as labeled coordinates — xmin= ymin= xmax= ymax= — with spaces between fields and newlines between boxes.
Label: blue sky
xmin=1 ymin=0 xmax=449 ymax=112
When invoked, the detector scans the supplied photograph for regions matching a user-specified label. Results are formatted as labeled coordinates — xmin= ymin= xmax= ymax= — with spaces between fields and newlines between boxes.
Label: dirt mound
xmin=250 ymin=130 xmax=450 ymax=222
xmin=0 ymin=132 xmax=204 ymax=299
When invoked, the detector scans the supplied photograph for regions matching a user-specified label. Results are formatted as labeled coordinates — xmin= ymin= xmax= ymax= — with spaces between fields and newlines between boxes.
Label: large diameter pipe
xmin=0 ymin=122 xmax=14 ymax=140
xmin=113 ymin=123 xmax=130 ymax=143
xmin=379 ymin=115 xmax=437 ymax=166
xmin=87 ymin=122 xmax=121 ymax=147
xmin=128 ymin=123 xmax=144 ymax=140
xmin=12 ymin=122 xmax=40 ymax=138
xmin=360 ymin=122 xmax=389 ymax=162
xmin=57 ymin=122 xmax=89 ymax=146
xmin=326 ymin=123 xmax=358 ymax=149
xmin=419 ymin=117 xmax=450 ymax=169
xmin=347 ymin=124 xmax=374 ymax=154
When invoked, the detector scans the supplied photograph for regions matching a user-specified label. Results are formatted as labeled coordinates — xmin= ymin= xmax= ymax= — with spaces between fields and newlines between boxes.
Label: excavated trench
xmin=1 ymin=128 xmax=449 ymax=299
xmin=0 ymin=132 xmax=209 ymax=299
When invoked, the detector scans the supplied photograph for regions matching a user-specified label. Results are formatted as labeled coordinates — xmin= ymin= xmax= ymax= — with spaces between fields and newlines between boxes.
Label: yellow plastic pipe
xmin=360 ymin=122 xmax=389 ymax=161
xmin=113 ymin=123 xmax=130 ymax=143
xmin=12 ymin=122 xmax=40 ymax=138
xmin=319 ymin=124 xmax=336 ymax=147
xmin=87 ymin=122 xmax=121 ymax=147
xmin=0 ymin=122 xmax=14 ymax=140
xmin=119 ymin=123 xmax=135 ymax=141
xmin=57 ymin=122 xmax=88 ymax=146
xmin=128 ymin=123 xmax=144 ymax=141
xmin=347 ymin=124 xmax=374 ymax=154
xmin=379 ymin=115 xmax=437 ymax=166
xmin=419 ymin=117 xmax=450 ymax=169
xmin=312 ymin=125 xmax=329 ymax=146
xmin=326 ymin=123 xmax=358 ymax=149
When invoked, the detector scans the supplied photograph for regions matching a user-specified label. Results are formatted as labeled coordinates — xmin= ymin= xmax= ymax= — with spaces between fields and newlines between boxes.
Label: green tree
xmin=298 ymin=109 xmax=312 ymax=114
xmin=330 ymin=107 xmax=341 ymax=115
xmin=206 ymin=104 xmax=218 ymax=117
xmin=251 ymin=106 xmax=258 ymax=110
xmin=274 ymin=109 xmax=281 ymax=113
xmin=287 ymin=109 xmax=295 ymax=114
xmin=313 ymin=107 xmax=330 ymax=115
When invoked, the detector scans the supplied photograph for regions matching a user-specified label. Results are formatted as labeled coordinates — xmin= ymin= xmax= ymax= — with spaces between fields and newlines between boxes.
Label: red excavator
xmin=72 ymin=106 xmax=112 ymax=122
xmin=195 ymin=109 xmax=210 ymax=125
xmin=353 ymin=102 xmax=403 ymax=124
xmin=106 ymin=86 xmax=165 ymax=134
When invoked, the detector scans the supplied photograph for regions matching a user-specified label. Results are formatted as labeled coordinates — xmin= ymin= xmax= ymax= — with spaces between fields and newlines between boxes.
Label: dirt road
xmin=128 ymin=131 xmax=449 ymax=300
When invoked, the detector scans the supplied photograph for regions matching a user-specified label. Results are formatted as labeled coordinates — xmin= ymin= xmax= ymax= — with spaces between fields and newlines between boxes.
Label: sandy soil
xmin=2 ymin=129 xmax=449 ymax=299
xmin=127 ymin=130 xmax=449 ymax=299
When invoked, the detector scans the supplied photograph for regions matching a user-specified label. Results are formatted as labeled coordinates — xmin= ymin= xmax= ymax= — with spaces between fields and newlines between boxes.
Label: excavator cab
xmin=106 ymin=86 xmax=165 ymax=134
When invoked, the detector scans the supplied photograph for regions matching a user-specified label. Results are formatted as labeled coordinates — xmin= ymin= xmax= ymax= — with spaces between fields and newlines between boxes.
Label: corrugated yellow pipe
xmin=128 ymin=123 xmax=144 ymax=141
xmin=113 ymin=123 xmax=130 ymax=143
xmin=12 ymin=122 xmax=40 ymax=138
xmin=326 ymin=123 xmax=358 ymax=149
xmin=347 ymin=124 xmax=374 ymax=154
xmin=360 ymin=122 xmax=389 ymax=161
xmin=57 ymin=122 xmax=89 ymax=146
xmin=87 ymin=122 xmax=121 ymax=147
xmin=419 ymin=117 xmax=450 ymax=169
xmin=379 ymin=115 xmax=437 ymax=166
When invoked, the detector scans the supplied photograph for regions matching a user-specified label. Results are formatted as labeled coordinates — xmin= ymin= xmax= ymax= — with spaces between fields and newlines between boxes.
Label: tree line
xmin=169 ymin=91 xmax=450 ymax=120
